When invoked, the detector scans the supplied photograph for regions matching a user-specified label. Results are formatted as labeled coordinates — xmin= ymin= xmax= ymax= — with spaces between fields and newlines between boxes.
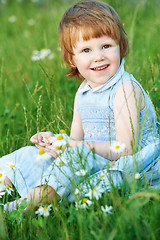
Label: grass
xmin=0 ymin=0 xmax=160 ymax=239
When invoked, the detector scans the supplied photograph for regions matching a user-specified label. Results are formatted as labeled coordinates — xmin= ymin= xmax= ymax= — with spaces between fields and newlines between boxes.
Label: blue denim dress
xmin=0 ymin=59 xmax=159 ymax=199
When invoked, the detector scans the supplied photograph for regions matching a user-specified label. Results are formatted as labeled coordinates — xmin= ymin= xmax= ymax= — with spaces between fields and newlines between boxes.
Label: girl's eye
xmin=103 ymin=45 xmax=110 ymax=49
xmin=83 ymin=48 xmax=90 ymax=53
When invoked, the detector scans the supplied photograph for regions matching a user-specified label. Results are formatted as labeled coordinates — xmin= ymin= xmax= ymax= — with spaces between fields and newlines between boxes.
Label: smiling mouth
xmin=91 ymin=64 xmax=109 ymax=71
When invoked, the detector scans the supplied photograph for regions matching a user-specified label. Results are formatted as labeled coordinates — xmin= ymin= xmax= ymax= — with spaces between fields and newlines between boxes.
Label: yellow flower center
xmin=110 ymin=161 xmax=115 ymax=167
xmin=101 ymin=175 xmax=105 ymax=178
xmin=0 ymin=181 xmax=1 ymax=184
xmin=10 ymin=164 xmax=15 ymax=168
xmin=56 ymin=135 xmax=63 ymax=140
xmin=39 ymin=149 xmax=45 ymax=155
xmin=60 ymin=129 xmax=66 ymax=134
xmin=82 ymin=198 xmax=88 ymax=204
xmin=56 ymin=146 xmax=61 ymax=150
xmin=93 ymin=189 xmax=97 ymax=192
xmin=43 ymin=207 xmax=48 ymax=211
xmin=59 ymin=160 xmax=64 ymax=165
xmin=115 ymin=145 xmax=120 ymax=149
xmin=0 ymin=173 xmax=2 ymax=177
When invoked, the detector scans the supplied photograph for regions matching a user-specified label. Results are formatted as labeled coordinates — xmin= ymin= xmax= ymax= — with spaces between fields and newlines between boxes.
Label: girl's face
xmin=73 ymin=32 xmax=120 ymax=88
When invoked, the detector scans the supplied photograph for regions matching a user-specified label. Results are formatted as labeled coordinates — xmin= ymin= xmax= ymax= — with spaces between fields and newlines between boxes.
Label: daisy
xmin=0 ymin=191 xmax=6 ymax=198
xmin=0 ymin=183 xmax=6 ymax=192
xmin=135 ymin=172 xmax=140 ymax=180
xmin=101 ymin=205 xmax=113 ymax=214
xmin=75 ymin=198 xmax=92 ymax=209
xmin=0 ymin=169 xmax=6 ymax=182
xmin=75 ymin=169 xmax=87 ymax=177
xmin=7 ymin=160 xmax=17 ymax=169
xmin=8 ymin=15 xmax=16 ymax=23
xmin=36 ymin=149 xmax=51 ymax=162
xmin=48 ymin=133 xmax=69 ymax=147
xmin=35 ymin=204 xmax=52 ymax=217
xmin=85 ymin=186 xmax=104 ymax=200
xmin=110 ymin=141 xmax=126 ymax=154
xmin=39 ymin=48 xmax=51 ymax=60
xmin=5 ymin=185 xmax=14 ymax=195
xmin=74 ymin=188 xmax=80 ymax=195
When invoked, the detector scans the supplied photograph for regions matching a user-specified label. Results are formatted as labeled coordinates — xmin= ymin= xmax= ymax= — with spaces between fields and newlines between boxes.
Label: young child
xmin=0 ymin=0 xmax=159 ymax=212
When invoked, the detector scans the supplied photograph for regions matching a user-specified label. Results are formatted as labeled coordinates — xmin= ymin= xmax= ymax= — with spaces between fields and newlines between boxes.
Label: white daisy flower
xmin=36 ymin=149 xmax=51 ymax=162
xmin=110 ymin=141 xmax=126 ymax=154
xmin=75 ymin=169 xmax=87 ymax=177
xmin=85 ymin=186 xmax=104 ymax=200
xmin=0 ymin=170 xmax=6 ymax=182
xmin=8 ymin=160 xmax=17 ymax=169
xmin=5 ymin=185 xmax=14 ymax=195
xmin=0 ymin=183 xmax=6 ymax=192
xmin=35 ymin=204 xmax=52 ymax=217
xmin=101 ymin=205 xmax=113 ymax=214
xmin=8 ymin=15 xmax=16 ymax=23
xmin=39 ymin=48 xmax=51 ymax=60
xmin=75 ymin=198 xmax=93 ymax=209
xmin=74 ymin=188 xmax=80 ymax=195
xmin=27 ymin=19 xmax=35 ymax=26
xmin=0 ymin=191 xmax=6 ymax=198
xmin=48 ymin=133 xmax=69 ymax=147
xmin=135 ymin=172 xmax=140 ymax=180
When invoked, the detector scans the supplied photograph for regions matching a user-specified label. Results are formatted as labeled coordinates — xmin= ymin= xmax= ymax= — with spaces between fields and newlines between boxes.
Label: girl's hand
xmin=30 ymin=132 xmax=54 ymax=146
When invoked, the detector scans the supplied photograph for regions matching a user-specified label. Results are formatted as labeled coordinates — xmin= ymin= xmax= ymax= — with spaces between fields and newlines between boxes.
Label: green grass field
xmin=0 ymin=0 xmax=160 ymax=239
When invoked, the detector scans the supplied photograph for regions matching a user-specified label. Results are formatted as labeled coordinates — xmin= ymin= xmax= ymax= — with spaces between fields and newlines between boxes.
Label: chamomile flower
xmin=31 ymin=48 xmax=53 ymax=61
xmin=110 ymin=141 xmax=126 ymax=154
xmin=85 ymin=186 xmax=104 ymax=200
xmin=74 ymin=188 xmax=80 ymax=195
xmin=0 ymin=170 xmax=6 ymax=182
xmin=5 ymin=185 xmax=14 ymax=195
xmin=36 ymin=149 xmax=51 ymax=162
xmin=0 ymin=191 xmax=6 ymax=198
xmin=8 ymin=160 xmax=17 ymax=169
xmin=101 ymin=205 xmax=113 ymax=214
xmin=48 ymin=133 xmax=69 ymax=147
xmin=8 ymin=15 xmax=16 ymax=23
xmin=135 ymin=172 xmax=140 ymax=180
xmin=35 ymin=204 xmax=52 ymax=217
xmin=75 ymin=198 xmax=93 ymax=209
xmin=27 ymin=19 xmax=35 ymax=26
xmin=0 ymin=183 xmax=6 ymax=192
xmin=75 ymin=169 xmax=87 ymax=177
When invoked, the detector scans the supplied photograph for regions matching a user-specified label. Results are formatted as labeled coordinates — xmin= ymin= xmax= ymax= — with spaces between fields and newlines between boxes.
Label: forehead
xmin=70 ymin=25 xmax=119 ymax=50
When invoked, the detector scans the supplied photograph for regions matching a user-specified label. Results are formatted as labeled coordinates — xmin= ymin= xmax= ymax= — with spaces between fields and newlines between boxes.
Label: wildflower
xmin=8 ymin=16 xmax=16 ymax=23
xmin=110 ymin=161 xmax=115 ymax=167
xmin=35 ymin=204 xmax=52 ymax=217
xmin=5 ymin=185 xmax=14 ymax=195
xmin=101 ymin=205 xmax=113 ymax=214
xmin=0 ymin=170 xmax=6 ymax=182
xmin=135 ymin=172 xmax=140 ymax=180
xmin=74 ymin=188 xmax=80 ymax=195
xmin=75 ymin=198 xmax=92 ymax=209
xmin=0 ymin=183 xmax=6 ymax=192
xmin=110 ymin=141 xmax=126 ymax=154
xmin=48 ymin=133 xmax=69 ymax=147
xmin=85 ymin=186 xmax=104 ymax=200
xmin=8 ymin=160 xmax=17 ymax=169
xmin=36 ymin=149 xmax=51 ymax=162
xmin=0 ymin=191 xmax=6 ymax=198
xmin=48 ymin=52 xmax=55 ymax=60
xmin=31 ymin=48 xmax=53 ymax=61
xmin=27 ymin=19 xmax=35 ymax=26
xmin=75 ymin=169 xmax=87 ymax=177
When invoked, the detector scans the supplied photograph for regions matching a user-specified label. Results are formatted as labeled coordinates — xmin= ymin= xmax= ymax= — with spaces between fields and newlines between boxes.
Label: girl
xmin=0 ymin=0 xmax=159 ymax=212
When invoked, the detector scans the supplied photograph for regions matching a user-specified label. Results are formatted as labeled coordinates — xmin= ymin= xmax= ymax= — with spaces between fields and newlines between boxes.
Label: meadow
xmin=0 ymin=0 xmax=160 ymax=239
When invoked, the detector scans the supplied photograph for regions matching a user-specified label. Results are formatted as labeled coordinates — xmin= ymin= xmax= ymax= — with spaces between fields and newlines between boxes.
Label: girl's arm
xmin=69 ymin=81 xmax=145 ymax=161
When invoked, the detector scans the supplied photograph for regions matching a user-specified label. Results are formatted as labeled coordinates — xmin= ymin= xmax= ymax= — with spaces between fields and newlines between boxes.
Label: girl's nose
xmin=93 ymin=50 xmax=105 ymax=62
